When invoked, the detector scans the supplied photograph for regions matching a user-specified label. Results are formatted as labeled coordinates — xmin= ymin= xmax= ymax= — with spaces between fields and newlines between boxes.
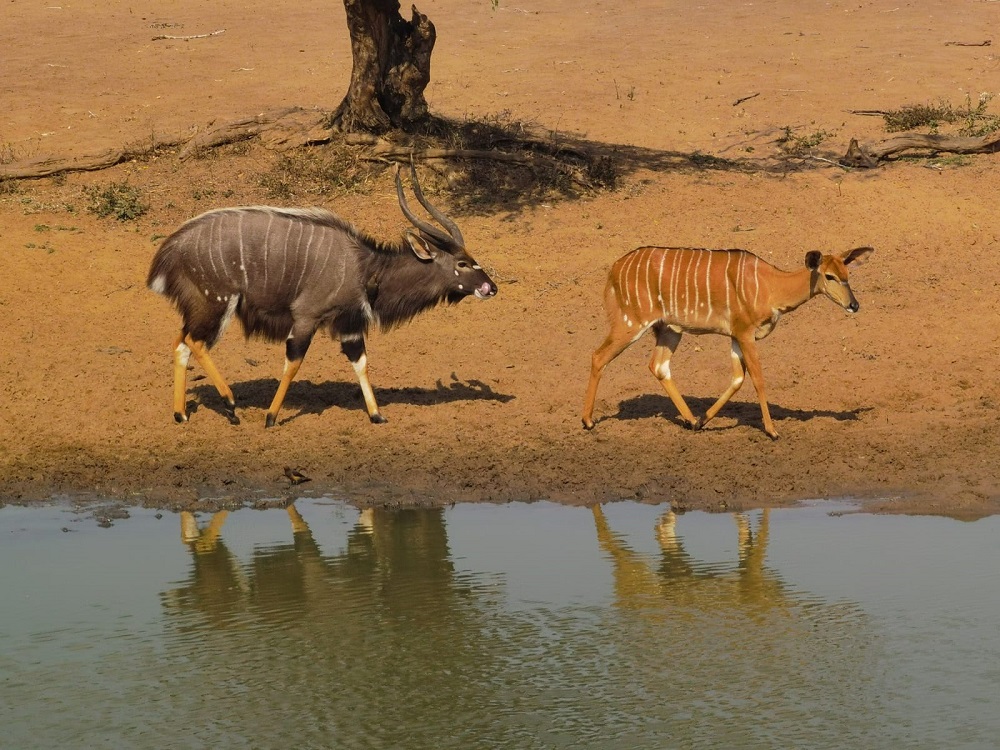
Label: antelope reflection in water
xmin=588 ymin=504 xmax=882 ymax=747
xmin=592 ymin=504 xmax=790 ymax=621
xmin=591 ymin=504 xmax=877 ymax=717
xmin=171 ymin=505 xmax=465 ymax=629
xmin=163 ymin=503 xmax=501 ymax=744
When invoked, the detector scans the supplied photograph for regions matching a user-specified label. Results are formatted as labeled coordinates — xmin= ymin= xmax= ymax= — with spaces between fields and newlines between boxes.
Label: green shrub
xmin=85 ymin=182 xmax=149 ymax=221
xmin=883 ymin=95 xmax=1000 ymax=136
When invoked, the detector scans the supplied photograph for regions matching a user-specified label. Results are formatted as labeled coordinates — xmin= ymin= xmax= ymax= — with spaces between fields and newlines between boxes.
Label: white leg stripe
xmin=175 ymin=342 xmax=192 ymax=368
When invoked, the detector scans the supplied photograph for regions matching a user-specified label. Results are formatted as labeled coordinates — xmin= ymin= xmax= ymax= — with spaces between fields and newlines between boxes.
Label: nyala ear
xmin=843 ymin=246 xmax=874 ymax=267
xmin=405 ymin=230 xmax=436 ymax=261
xmin=805 ymin=250 xmax=823 ymax=270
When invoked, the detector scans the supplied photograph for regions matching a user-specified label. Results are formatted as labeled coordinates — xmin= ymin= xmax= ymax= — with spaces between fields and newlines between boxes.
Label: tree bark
xmin=330 ymin=0 xmax=436 ymax=133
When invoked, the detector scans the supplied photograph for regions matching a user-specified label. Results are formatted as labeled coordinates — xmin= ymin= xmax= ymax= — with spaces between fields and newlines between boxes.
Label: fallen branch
xmin=841 ymin=131 xmax=1000 ymax=167
xmin=944 ymin=39 xmax=991 ymax=47
xmin=733 ymin=92 xmax=760 ymax=106
xmin=152 ymin=29 xmax=226 ymax=41
xmin=104 ymin=284 xmax=135 ymax=297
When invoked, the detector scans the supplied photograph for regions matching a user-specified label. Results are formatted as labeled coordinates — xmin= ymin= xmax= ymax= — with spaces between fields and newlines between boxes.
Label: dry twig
xmin=733 ymin=92 xmax=760 ymax=106
xmin=152 ymin=29 xmax=226 ymax=41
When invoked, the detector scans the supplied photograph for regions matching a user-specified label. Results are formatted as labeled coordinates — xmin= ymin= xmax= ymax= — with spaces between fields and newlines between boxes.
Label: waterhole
xmin=2 ymin=500 xmax=998 ymax=749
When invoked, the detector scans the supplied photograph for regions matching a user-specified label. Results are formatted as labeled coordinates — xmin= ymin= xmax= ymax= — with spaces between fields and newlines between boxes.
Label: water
xmin=2 ymin=500 xmax=999 ymax=749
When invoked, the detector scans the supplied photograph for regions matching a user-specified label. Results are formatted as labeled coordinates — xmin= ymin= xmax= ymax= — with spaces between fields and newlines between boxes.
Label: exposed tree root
xmin=178 ymin=107 xmax=332 ymax=160
xmin=346 ymin=132 xmax=535 ymax=162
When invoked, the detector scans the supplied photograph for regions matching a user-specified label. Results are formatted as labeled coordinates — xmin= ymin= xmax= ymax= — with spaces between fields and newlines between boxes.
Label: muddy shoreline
xmin=3 ymin=429 xmax=997 ymax=520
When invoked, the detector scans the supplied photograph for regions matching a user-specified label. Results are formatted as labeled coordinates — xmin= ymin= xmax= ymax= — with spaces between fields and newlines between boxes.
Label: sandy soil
xmin=2 ymin=0 xmax=1000 ymax=517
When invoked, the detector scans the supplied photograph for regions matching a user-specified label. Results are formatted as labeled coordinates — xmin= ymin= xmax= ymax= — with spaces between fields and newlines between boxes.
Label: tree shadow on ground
xmin=188 ymin=375 xmax=514 ymax=426
xmin=2 ymin=108 xmax=850 ymax=212
xmin=605 ymin=393 xmax=872 ymax=433
xmin=259 ymin=113 xmax=837 ymax=217
xmin=378 ymin=114 xmax=833 ymax=215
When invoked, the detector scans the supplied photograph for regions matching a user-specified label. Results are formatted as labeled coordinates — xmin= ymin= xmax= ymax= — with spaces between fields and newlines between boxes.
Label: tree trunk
xmin=331 ymin=0 xmax=436 ymax=133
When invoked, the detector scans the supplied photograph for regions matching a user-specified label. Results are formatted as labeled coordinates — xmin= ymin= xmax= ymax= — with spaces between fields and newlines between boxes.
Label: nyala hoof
xmin=174 ymin=412 xmax=188 ymax=424
xmin=265 ymin=413 xmax=278 ymax=429
xmin=370 ymin=413 xmax=388 ymax=424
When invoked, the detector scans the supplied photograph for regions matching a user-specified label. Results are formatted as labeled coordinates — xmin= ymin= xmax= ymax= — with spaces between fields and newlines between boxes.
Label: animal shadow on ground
xmin=612 ymin=393 xmax=872 ymax=433
xmin=188 ymin=375 xmax=515 ymax=426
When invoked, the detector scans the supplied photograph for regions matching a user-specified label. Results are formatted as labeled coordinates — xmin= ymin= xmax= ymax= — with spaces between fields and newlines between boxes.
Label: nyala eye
xmin=457 ymin=260 xmax=470 ymax=269
xmin=825 ymin=274 xmax=838 ymax=282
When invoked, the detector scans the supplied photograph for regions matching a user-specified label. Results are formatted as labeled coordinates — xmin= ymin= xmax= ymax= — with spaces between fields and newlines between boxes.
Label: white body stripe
xmin=263 ymin=212 xmax=274 ymax=294
xmin=736 ymin=253 xmax=745 ymax=308
xmin=723 ymin=252 xmax=732 ymax=321
xmin=692 ymin=252 xmax=702 ymax=317
xmin=669 ymin=250 xmax=680 ymax=319
xmin=704 ymin=251 xmax=713 ymax=320
xmin=642 ymin=250 xmax=655 ymax=318
xmin=294 ymin=223 xmax=315 ymax=296
xmin=237 ymin=213 xmax=248 ymax=288
xmin=683 ymin=251 xmax=694 ymax=317
xmin=618 ymin=251 xmax=633 ymax=307
xmin=657 ymin=251 xmax=667 ymax=318
xmin=632 ymin=249 xmax=644 ymax=310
